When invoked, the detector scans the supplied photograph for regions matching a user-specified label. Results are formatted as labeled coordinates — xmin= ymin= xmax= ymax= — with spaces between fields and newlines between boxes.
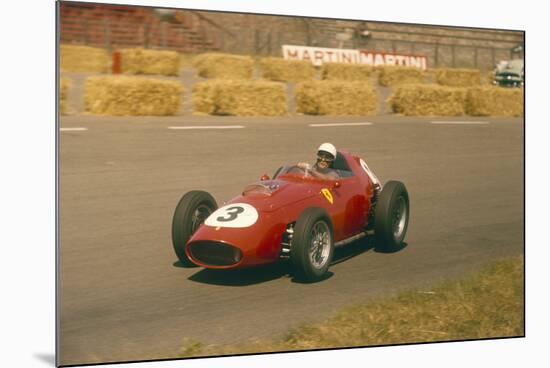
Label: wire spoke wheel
xmin=191 ymin=205 xmax=212 ymax=234
xmin=291 ymin=208 xmax=334 ymax=282
xmin=309 ymin=221 xmax=330 ymax=270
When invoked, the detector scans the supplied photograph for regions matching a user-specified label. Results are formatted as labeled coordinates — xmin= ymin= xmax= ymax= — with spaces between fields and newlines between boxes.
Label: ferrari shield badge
xmin=321 ymin=188 xmax=333 ymax=204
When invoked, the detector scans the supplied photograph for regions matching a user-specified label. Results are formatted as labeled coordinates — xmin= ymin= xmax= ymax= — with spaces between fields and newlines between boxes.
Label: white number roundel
xmin=204 ymin=203 xmax=259 ymax=228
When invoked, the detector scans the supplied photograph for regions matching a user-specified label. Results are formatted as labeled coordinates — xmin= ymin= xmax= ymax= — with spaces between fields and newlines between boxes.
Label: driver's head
xmin=316 ymin=142 xmax=337 ymax=170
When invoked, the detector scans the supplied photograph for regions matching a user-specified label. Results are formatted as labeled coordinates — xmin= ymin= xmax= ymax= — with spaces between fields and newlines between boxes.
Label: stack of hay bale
xmin=389 ymin=84 xmax=467 ymax=116
xmin=289 ymin=61 xmax=378 ymax=116
xmin=85 ymin=76 xmax=182 ymax=116
xmin=61 ymin=44 xmax=523 ymax=118
xmin=60 ymin=45 xmax=110 ymax=73
xmin=78 ymin=48 xmax=184 ymax=116
xmin=191 ymin=53 xmax=287 ymax=116
xmin=118 ymin=48 xmax=180 ymax=76
xmin=193 ymin=80 xmax=287 ymax=116
xmin=466 ymin=87 xmax=523 ymax=117
xmin=435 ymin=68 xmax=481 ymax=87
xmin=321 ymin=63 xmax=373 ymax=81
xmin=295 ymin=81 xmax=378 ymax=116
xmin=193 ymin=53 xmax=254 ymax=80
xmin=387 ymin=67 xmax=523 ymax=117
xmin=378 ymin=66 xmax=426 ymax=86
xmin=260 ymin=57 xmax=315 ymax=82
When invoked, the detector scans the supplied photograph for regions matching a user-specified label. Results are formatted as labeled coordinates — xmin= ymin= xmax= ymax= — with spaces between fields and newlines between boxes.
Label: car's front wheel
xmin=171 ymin=190 xmax=217 ymax=265
xmin=291 ymin=207 xmax=334 ymax=282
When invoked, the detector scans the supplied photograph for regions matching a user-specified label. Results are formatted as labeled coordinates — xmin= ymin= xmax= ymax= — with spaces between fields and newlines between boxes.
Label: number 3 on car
xmin=205 ymin=203 xmax=259 ymax=228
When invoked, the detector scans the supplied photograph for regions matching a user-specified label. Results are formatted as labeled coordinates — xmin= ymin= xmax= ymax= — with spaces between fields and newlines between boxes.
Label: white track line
xmin=60 ymin=127 xmax=88 ymax=131
xmin=431 ymin=121 xmax=489 ymax=125
xmin=309 ymin=122 xmax=373 ymax=127
xmin=168 ymin=125 xmax=245 ymax=130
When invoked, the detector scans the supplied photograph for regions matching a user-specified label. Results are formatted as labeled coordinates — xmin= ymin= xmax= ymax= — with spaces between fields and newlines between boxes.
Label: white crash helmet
xmin=317 ymin=142 xmax=337 ymax=161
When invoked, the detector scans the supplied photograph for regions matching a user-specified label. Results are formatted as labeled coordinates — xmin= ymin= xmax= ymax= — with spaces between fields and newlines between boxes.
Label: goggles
xmin=317 ymin=151 xmax=335 ymax=162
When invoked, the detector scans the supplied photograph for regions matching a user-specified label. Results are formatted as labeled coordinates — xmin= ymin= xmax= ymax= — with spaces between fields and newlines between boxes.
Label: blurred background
xmin=60 ymin=2 xmax=523 ymax=71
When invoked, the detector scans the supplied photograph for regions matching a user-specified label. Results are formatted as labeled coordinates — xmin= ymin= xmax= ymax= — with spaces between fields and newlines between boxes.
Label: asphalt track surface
xmin=59 ymin=115 xmax=523 ymax=365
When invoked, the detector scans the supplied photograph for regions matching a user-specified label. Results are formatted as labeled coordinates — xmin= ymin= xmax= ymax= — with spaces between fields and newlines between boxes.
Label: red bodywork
xmin=185 ymin=151 xmax=375 ymax=269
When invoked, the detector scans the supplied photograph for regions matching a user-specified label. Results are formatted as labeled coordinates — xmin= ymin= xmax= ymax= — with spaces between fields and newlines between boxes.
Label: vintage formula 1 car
xmin=171 ymin=150 xmax=409 ymax=282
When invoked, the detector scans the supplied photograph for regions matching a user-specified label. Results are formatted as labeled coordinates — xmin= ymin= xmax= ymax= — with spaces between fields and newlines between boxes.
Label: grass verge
xmin=179 ymin=256 xmax=524 ymax=357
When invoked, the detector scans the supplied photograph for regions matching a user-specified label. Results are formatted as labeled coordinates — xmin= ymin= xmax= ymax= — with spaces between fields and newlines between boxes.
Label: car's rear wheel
xmin=291 ymin=207 xmax=334 ymax=282
xmin=172 ymin=190 xmax=217 ymax=265
xmin=374 ymin=181 xmax=410 ymax=252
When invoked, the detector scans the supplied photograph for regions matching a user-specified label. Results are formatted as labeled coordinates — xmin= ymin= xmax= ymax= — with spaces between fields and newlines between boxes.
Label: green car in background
xmin=493 ymin=59 xmax=524 ymax=87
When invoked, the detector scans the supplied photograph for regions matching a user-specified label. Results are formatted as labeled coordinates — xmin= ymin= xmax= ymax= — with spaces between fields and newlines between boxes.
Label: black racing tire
xmin=171 ymin=190 xmax=217 ymax=265
xmin=374 ymin=181 xmax=410 ymax=252
xmin=290 ymin=207 xmax=334 ymax=282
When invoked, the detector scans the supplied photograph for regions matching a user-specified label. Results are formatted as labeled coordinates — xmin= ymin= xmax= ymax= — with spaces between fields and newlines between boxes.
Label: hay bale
xmin=378 ymin=66 xmax=426 ymax=86
xmin=466 ymin=86 xmax=523 ymax=117
xmin=259 ymin=57 xmax=315 ymax=82
xmin=60 ymin=45 xmax=110 ymax=73
xmin=59 ymin=78 xmax=71 ymax=115
xmin=295 ymin=81 xmax=378 ymax=116
xmin=389 ymin=84 xmax=467 ymax=116
xmin=191 ymin=82 xmax=218 ymax=115
xmin=193 ymin=53 xmax=254 ymax=80
xmin=436 ymin=68 xmax=481 ymax=87
xmin=118 ymin=48 xmax=180 ymax=76
xmin=84 ymin=76 xmax=182 ymax=116
xmin=321 ymin=63 xmax=373 ymax=81
xmin=192 ymin=80 xmax=287 ymax=116
xmin=180 ymin=53 xmax=198 ymax=69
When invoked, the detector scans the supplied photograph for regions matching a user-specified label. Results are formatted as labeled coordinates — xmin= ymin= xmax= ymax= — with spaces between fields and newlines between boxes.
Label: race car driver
xmin=298 ymin=143 xmax=340 ymax=180
xmin=298 ymin=143 xmax=383 ymax=194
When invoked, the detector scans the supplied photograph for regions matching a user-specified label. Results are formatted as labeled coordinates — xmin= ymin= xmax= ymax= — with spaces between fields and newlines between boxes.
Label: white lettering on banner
xmin=409 ymin=56 xmax=422 ymax=69
xmin=395 ymin=55 xmax=406 ymax=66
xmin=384 ymin=54 xmax=396 ymax=65
xmin=282 ymin=45 xmax=428 ymax=70
xmin=360 ymin=52 xmax=373 ymax=65
xmin=374 ymin=54 xmax=385 ymax=67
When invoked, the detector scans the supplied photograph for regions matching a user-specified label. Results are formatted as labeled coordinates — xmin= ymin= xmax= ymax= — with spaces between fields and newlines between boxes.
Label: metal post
xmin=83 ymin=18 xmax=89 ymax=44
xmin=144 ymin=23 xmax=150 ymax=49
xmin=161 ymin=21 xmax=167 ymax=48
xmin=434 ymin=44 xmax=439 ymax=68
xmin=254 ymin=29 xmax=259 ymax=55
xmin=451 ymin=44 xmax=456 ymax=67
xmin=103 ymin=17 xmax=112 ymax=53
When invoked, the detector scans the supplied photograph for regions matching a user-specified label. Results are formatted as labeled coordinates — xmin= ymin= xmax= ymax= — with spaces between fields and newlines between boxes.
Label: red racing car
xmin=171 ymin=150 xmax=409 ymax=282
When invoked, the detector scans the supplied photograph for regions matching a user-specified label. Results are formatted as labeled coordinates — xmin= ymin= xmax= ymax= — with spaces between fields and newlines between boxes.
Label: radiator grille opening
xmin=188 ymin=241 xmax=242 ymax=266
